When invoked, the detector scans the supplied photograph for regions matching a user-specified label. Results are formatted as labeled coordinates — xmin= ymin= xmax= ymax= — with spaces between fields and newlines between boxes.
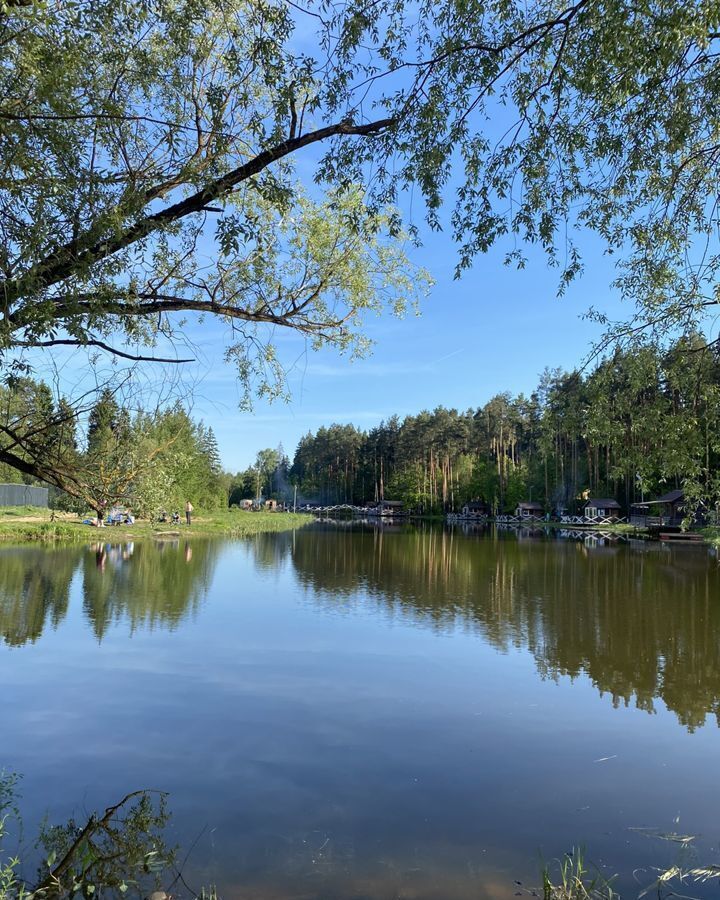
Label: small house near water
xmin=461 ymin=500 xmax=490 ymax=518
xmin=583 ymin=498 xmax=622 ymax=521
xmin=630 ymin=489 xmax=696 ymax=527
xmin=515 ymin=501 xmax=544 ymax=519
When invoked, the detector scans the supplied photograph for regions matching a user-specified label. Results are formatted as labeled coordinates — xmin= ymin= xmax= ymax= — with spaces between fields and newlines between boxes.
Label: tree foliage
xmin=0 ymin=382 xmax=227 ymax=515
xmin=0 ymin=0 xmax=424 ymax=394
xmin=290 ymin=336 xmax=720 ymax=514
xmin=4 ymin=0 xmax=720 ymax=492
xmin=4 ymin=0 xmax=720 ymax=372
xmin=0 ymin=771 xmax=173 ymax=900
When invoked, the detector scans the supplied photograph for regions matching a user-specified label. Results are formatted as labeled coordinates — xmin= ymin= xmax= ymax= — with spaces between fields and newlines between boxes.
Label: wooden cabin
xmin=239 ymin=499 xmax=253 ymax=510
xmin=653 ymin=489 xmax=685 ymax=523
xmin=461 ymin=500 xmax=490 ymax=518
xmin=583 ymin=498 xmax=622 ymax=521
xmin=264 ymin=499 xmax=278 ymax=511
xmin=631 ymin=489 xmax=691 ymax=527
xmin=515 ymin=501 xmax=544 ymax=519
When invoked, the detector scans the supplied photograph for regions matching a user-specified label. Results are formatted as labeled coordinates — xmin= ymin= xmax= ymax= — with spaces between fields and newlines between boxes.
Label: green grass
xmin=0 ymin=507 xmax=312 ymax=544
xmin=542 ymin=849 xmax=616 ymax=900
xmin=699 ymin=525 xmax=720 ymax=547
xmin=0 ymin=504 xmax=51 ymax=518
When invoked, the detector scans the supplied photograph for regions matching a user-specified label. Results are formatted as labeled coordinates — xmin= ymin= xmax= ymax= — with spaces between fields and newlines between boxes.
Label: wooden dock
xmin=658 ymin=531 xmax=704 ymax=543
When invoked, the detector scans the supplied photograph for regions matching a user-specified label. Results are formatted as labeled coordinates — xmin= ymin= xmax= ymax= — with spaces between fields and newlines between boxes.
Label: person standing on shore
xmin=185 ymin=500 xmax=193 ymax=526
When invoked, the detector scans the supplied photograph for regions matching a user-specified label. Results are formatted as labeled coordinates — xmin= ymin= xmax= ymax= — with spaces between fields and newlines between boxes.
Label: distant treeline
xmin=287 ymin=335 xmax=720 ymax=514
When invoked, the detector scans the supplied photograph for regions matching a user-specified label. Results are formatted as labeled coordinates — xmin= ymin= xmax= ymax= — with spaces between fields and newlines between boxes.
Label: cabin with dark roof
xmin=583 ymin=498 xmax=622 ymax=521
xmin=653 ymin=489 xmax=685 ymax=520
xmin=515 ymin=501 xmax=544 ymax=519
xmin=630 ymin=489 xmax=695 ymax=527
xmin=461 ymin=500 xmax=490 ymax=518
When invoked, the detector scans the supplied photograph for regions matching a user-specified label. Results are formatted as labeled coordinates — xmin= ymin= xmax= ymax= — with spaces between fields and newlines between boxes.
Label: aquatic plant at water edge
xmin=542 ymin=849 xmax=616 ymax=900
xmin=0 ymin=776 xmax=174 ymax=900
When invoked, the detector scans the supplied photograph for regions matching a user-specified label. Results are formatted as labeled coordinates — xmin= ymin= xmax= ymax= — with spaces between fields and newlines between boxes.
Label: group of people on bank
xmin=158 ymin=501 xmax=193 ymax=525
xmin=85 ymin=500 xmax=194 ymax=527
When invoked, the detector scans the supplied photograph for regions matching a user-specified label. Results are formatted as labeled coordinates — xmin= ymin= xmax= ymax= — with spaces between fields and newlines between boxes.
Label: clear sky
xmin=186 ymin=224 xmax=632 ymax=473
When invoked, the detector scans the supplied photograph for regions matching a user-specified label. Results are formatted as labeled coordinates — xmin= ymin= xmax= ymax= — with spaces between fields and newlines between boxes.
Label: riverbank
xmin=700 ymin=526 xmax=720 ymax=547
xmin=448 ymin=518 xmax=647 ymax=535
xmin=0 ymin=507 xmax=312 ymax=543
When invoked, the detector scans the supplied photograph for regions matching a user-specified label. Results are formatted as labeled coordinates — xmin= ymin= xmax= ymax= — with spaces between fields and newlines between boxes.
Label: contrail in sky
xmin=431 ymin=348 xmax=465 ymax=365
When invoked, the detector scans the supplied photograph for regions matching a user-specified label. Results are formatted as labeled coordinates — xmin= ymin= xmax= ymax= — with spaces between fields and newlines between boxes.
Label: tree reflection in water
xmin=0 ymin=545 xmax=78 ymax=647
xmin=288 ymin=525 xmax=720 ymax=731
xmin=1 ymin=527 xmax=719 ymax=729
xmin=0 ymin=539 xmax=221 ymax=647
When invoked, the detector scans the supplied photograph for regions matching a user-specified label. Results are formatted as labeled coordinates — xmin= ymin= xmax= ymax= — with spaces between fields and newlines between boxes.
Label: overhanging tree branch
xmin=15 ymin=337 xmax=195 ymax=363
xmin=2 ymin=117 xmax=395 ymax=307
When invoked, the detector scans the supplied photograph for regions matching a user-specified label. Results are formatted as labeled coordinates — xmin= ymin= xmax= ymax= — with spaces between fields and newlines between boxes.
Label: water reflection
xmin=2 ymin=527 xmax=720 ymax=900
xmin=1 ymin=527 xmax=719 ymax=730
xmin=0 ymin=539 xmax=221 ymax=645
xmin=289 ymin=525 xmax=720 ymax=730
xmin=0 ymin=545 xmax=76 ymax=646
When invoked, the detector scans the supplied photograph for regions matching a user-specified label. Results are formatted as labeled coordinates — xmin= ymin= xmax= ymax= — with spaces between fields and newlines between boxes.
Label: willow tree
xmin=3 ymin=0 xmax=720 ymax=495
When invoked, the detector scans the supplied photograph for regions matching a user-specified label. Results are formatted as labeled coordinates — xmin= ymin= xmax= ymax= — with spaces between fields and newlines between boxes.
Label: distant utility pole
xmin=293 ymin=484 xmax=297 ymax=513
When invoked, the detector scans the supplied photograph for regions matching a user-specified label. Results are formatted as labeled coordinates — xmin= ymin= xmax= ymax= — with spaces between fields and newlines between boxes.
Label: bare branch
xmin=15 ymin=337 xmax=195 ymax=363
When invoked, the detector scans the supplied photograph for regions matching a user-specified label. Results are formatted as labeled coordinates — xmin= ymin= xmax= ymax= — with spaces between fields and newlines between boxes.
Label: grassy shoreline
xmin=700 ymin=525 xmax=720 ymax=547
xmin=0 ymin=507 xmax=312 ymax=544
xmin=0 ymin=507 xmax=712 ymax=545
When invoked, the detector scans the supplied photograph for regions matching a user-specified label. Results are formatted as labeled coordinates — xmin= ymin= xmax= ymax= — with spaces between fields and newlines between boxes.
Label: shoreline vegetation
xmin=0 ymin=506 xmax=715 ymax=545
xmin=700 ymin=526 xmax=720 ymax=548
xmin=0 ymin=507 xmax=313 ymax=544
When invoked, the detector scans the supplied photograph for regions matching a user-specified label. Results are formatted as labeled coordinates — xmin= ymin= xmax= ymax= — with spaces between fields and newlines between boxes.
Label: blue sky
xmin=23 ymin=197 xmax=650 ymax=474
xmin=19 ymin=154 xmax=642 ymax=475
xmin=187 ymin=225 xmax=631 ymax=473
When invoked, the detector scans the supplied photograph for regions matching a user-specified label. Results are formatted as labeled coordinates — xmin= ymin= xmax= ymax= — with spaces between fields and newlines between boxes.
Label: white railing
xmin=560 ymin=515 xmax=627 ymax=526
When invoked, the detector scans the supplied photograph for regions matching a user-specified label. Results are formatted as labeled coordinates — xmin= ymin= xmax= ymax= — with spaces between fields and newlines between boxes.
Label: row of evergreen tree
xmin=287 ymin=336 xmax=720 ymax=514
xmin=6 ymin=334 xmax=720 ymax=517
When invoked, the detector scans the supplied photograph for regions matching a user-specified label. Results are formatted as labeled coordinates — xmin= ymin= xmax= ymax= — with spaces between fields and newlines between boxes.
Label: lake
xmin=2 ymin=524 xmax=719 ymax=900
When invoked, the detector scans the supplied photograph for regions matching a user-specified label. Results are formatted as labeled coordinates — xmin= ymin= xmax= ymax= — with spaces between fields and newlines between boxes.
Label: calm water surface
xmin=2 ymin=525 xmax=720 ymax=899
